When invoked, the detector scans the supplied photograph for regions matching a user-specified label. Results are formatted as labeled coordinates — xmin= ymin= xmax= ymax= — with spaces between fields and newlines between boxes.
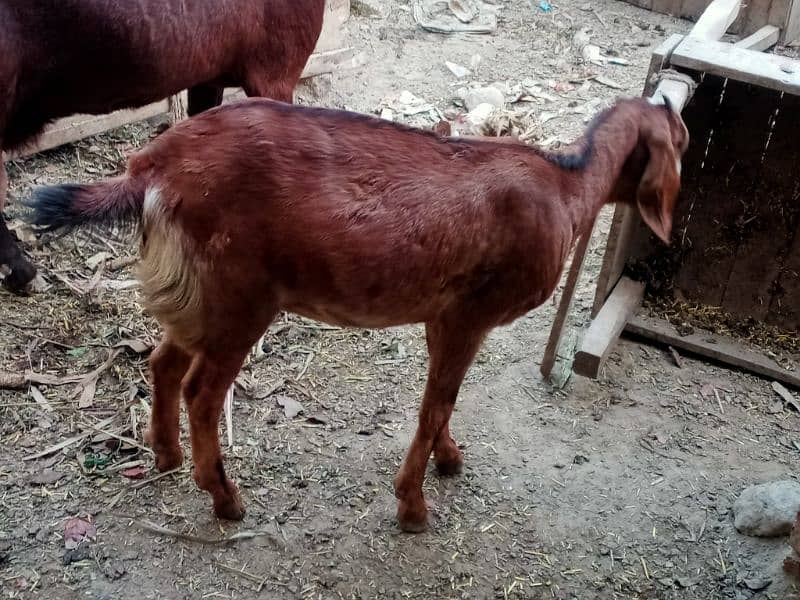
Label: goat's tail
xmin=25 ymin=175 xmax=147 ymax=233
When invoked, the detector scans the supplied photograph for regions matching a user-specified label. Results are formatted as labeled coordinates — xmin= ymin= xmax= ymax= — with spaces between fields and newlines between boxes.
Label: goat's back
xmin=134 ymin=99 xmax=573 ymax=332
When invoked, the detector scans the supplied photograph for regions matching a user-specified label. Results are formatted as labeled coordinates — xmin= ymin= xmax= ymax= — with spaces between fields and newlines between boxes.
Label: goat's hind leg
xmin=0 ymin=156 xmax=36 ymax=292
xmin=181 ymin=348 xmax=252 ymax=520
xmin=145 ymin=336 xmax=192 ymax=471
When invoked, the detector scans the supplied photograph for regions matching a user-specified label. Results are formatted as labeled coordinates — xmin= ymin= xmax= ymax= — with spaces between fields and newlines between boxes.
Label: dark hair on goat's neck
xmin=530 ymin=103 xmax=622 ymax=171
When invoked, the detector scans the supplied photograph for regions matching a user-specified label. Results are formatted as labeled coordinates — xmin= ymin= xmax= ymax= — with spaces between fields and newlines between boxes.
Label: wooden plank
xmin=301 ymin=47 xmax=364 ymax=79
xmin=10 ymin=100 xmax=169 ymax=158
xmin=672 ymin=37 xmax=800 ymax=95
xmin=669 ymin=77 xmax=748 ymax=305
xmin=540 ymin=221 xmax=596 ymax=378
xmin=767 ymin=0 xmax=795 ymax=42
xmin=687 ymin=0 xmax=742 ymax=38
xmin=783 ymin=0 xmax=800 ymax=43
xmin=769 ymin=221 xmax=800 ymax=330
xmin=652 ymin=0 xmax=682 ymax=15
xmin=316 ymin=0 xmax=350 ymax=53
xmin=764 ymin=93 xmax=800 ymax=330
xmin=733 ymin=24 xmax=781 ymax=49
xmin=573 ymin=277 xmax=645 ymax=378
xmin=680 ymin=0 xmax=713 ymax=21
xmin=721 ymin=85 xmax=791 ymax=321
xmin=744 ymin=0 xmax=773 ymax=35
xmin=626 ymin=314 xmax=800 ymax=388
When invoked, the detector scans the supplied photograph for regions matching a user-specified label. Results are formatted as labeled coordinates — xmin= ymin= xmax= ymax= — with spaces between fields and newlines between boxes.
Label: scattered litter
xmin=380 ymin=107 xmax=394 ymax=121
xmin=8 ymin=219 xmax=37 ymax=245
xmin=136 ymin=519 xmax=283 ymax=548
xmin=445 ymin=60 xmax=470 ymax=78
xmin=470 ymin=54 xmax=482 ymax=70
xmin=114 ymin=338 xmax=153 ymax=354
xmin=461 ymin=86 xmax=505 ymax=111
xmin=447 ymin=0 xmax=476 ymax=23
xmin=30 ymin=386 xmax=53 ymax=411
xmin=412 ymin=0 xmax=497 ymax=34
xmin=772 ymin=381 xmax=800 ymax=412
xmin=466 ymin=103 xmax=496 ymax=129
xmin=592 ymin=75 xmax=624 ymax=89
xmin=85 ymin=251 xmax=112 ymax=270
xmin=538 ymin=1 xmax=552 ymax=12
xmin=582 ymin=44 xmax=602 ymax=65
xmin=382 ymin=90 xmax=435 ymax=116
xmin=277 ymin=395 xmax=304 ymax=419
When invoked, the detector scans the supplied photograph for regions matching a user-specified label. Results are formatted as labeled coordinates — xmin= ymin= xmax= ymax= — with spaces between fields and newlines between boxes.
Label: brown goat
xmin=27 ymin=96 xmax=689 ymax=532
xmin=0 ymin=0 xmax=325 ymax=291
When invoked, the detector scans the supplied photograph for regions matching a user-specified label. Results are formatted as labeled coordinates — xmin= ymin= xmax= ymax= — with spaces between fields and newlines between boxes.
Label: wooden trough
xmin=543 ymin=0 xmax=800 ymax=388
xmin=11 ymin=0 xmax=358 ymax=159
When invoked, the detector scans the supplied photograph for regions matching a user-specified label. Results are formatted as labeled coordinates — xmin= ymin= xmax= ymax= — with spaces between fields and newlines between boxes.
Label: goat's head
xmin=617 ymin=96 xmax=690 ymax=244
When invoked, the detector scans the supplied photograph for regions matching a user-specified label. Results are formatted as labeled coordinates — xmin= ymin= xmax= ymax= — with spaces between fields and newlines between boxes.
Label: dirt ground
xmin=2 ymin=0 xmax=799 ymax=598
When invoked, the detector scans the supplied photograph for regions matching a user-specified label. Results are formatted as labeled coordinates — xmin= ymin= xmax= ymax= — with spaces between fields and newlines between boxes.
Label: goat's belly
xmin=282 ymin=297 xmax=441 ymax=330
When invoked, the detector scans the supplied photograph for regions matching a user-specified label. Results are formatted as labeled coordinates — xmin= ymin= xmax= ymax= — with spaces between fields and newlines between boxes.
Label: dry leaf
xmin=77 ymin=377 xmax=98 ymax=409
xmin=121 ymin=466 xmax=148 ymax=479
xmin=85 ymin=251 xmax=112 ymax=270
xmin=114 ymin=339 xmax=153 ymax=354
xmin=30 ymin=469 xmax=65 ymax=486
xmin=277 ymin=395 xmax=304 ymax=419
xmin=64 ymin=517 xmax=96 ymax=550
xmin=29 ymin=386 xmax=53 ymax=411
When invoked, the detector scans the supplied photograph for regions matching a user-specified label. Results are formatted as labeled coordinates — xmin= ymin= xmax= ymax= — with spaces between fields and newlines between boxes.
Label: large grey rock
xmin=734 ymin=480 xmax=800 ymax=537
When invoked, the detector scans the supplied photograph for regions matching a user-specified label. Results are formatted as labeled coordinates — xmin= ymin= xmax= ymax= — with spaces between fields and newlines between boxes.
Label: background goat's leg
xmin=243 ymin=70 xmax=297 ymax=104
xmin=187 ymin=84 xmax=224 ymax=117
xmin=432 ymin=422 xmax=462 ymax=476
xmin=394 ymin=320 xmax=486 ymax=532
xmin=145 ymin=336 xmax=192 ymax=471
xmin=0 ymin=158 xmax=36 ymax=292
xmin=182 ymin=348 xmax=251 ymax=520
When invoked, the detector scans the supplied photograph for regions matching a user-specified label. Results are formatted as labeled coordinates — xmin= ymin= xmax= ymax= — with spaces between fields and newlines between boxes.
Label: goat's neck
xmin=562 ymin=111 xmax=639 ymax=240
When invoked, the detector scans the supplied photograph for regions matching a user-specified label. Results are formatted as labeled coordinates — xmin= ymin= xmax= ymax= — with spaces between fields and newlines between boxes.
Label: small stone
xmin=734 ymin=480 xmax=800 ymax=537
xmin=63 ymin=544 xmax=91 ymax=565
xmin=742 ymin=577 xmax=771 ymax=591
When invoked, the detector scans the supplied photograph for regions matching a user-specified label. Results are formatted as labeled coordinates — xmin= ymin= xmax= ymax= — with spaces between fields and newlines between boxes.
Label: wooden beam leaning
xmin=573 ymin=277 xmax=645 ymax=378
xmin=540 ymin=220 xmax=596 ymax=378
xmin=687 ymin=0 xmax=742 ymax=39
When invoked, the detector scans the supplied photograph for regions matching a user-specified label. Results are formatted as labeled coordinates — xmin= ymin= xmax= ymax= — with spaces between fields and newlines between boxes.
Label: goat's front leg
xmin=394 ymin=320 xmax=486 ymax=532
xmin=144 ymin=337 xmax=192 ymax=471
xmin=182 ymin=349 xmax=250 ymax=520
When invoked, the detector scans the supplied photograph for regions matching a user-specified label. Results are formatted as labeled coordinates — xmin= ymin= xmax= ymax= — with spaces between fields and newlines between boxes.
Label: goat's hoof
xmin=153 ymin=448 xmax=183 ymax=472
xmin=396 ymin=501 xmax=429 ymax=533
xmin=435 ymin=449 xmax=464 ymax=477
xmin=214 ymin=491 xmax=246 ymax=521
xmin=1 ymin=262 xmax=37 ymax=295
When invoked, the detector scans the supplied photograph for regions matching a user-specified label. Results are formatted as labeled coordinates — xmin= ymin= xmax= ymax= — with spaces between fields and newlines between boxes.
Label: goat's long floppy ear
xmin=636 ymin=127 xmax=680 ymax=245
